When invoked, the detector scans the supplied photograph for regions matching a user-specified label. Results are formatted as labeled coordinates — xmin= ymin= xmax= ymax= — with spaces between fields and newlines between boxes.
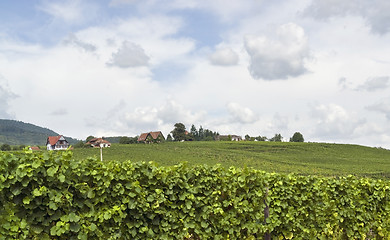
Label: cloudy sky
xmin=1 ymin=0 xmax=390 ymax=148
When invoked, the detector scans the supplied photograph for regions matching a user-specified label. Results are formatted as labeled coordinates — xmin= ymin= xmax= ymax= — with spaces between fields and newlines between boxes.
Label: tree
xmin=198 ymin=126 xmax=204 ymax=140
xmin=119 ymin=136 xmax=131 ymax=144
xmin=245 ymin=134 xmax=251 ymax=141
xmin=290 ymin=132 xmax=304 ymax=142
xmin=269 ymin=133 xmax=282 ymax=142
xmin=171 ymin=123 xmax=187 ymax=141
xmin=130 ymin=137 xmax=138 ymax=144
xmin=255 ymin=135 xmax=267 ymax=141
xmin=190 ymin=125 xmax=199 ymax=141
xmin=13 ymin=145 xmax=25 ymax=150
xmin=1 ymin=144 xmax=11 ymax=151
xmin=74 ymin=141 xmax=87 ymax=148
xmin=86 ymin=136 xmax=95 ymax=142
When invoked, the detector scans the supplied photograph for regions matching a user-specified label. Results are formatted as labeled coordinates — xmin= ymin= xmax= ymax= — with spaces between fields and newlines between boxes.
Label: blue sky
xmin=1 ymin=0 xmax=390 ymax=148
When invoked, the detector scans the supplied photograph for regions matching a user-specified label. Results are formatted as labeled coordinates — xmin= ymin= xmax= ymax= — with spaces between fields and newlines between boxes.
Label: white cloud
xmin=227 ymin=102 xmax=257 ymax=124
xmin=50 ymin=108 xmax=68 ymax=116
xmin=304 ymin=0 xmax=390 ymax=34
xmin=244 ymin=23 xmax=310 ymax=80
xmin=156 ymin=99 xmax=205 ymax=125
xmin=310 ymin=104 xmax=365 ymax=139
xmin=209 ymin=48 xmax=239 ymax=66
xmin=356 ymin=76 xmax=389 ymax=92
xmin=271 ymin=113 xmax=289 ymax=131
xmin=107 ymin=41 xmax=150 ymax=68
xmin=366 ymin=99 xmax=390 ymax=120
xmin=338 ymin=77 xmax=349 ymax=90
xmin=0 ymin=76 xmax=17 ymax=118
xmin=88 ymin=99 xmax=206 ymax=137
xmin=2 ymin=0 xmax=390 ymax=148
xmin=63 ymin=33 xmax=97 ymax=52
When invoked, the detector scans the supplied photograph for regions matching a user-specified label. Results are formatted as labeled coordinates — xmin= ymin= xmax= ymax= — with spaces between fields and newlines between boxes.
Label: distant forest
xmin=0 ymin=119 xmax=78 ymax=146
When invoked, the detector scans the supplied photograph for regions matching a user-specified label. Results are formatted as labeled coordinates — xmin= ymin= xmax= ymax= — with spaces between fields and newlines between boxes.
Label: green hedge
xmin=0 ymin=150 xmax=389 ymax=239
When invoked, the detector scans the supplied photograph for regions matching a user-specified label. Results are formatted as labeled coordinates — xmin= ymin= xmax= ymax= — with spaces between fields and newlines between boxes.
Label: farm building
xmin=86 ymin=138 xmax=111 ymax=148
xmin=46 ymin=135 xmax=70 ymax=150
xmin=217 ymin=135 xmax=243 ymax=141
xmin=138 ymin=131 xmax=165 ymax=143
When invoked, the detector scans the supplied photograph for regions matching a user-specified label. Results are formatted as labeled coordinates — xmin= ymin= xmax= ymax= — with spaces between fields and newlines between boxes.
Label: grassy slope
xmin=72 ymin=141 xmax=390 ymax=178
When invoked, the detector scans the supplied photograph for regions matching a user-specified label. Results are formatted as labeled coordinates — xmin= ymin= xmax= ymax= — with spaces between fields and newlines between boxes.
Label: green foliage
xmin=171 ymin=123 xmax=187 ymax=141
xmin=1 ymin=150 xmax=389 ymax=239
xmin=290 ymin=132 xmax=304 ymax=142
xmin=176 ymin=124 xmax=219 ymax=141
xmin=0 ymin=144 xmax=11 ymax=151
xmin=255 ymin=136 xmax=267 ymax=141
xmin=190 ymin=124 xmax=198 ymax=140
xmin=119 ymin=136 xmax=131 ymax=144
xmin=269 ymin=133 xmax=283 ymax=142
xmin=85 ymin=136 xmax=95 ymax=142
xmin=190 ymin=125 xmax=219 ymax=141
xmin=73 ymin=141 xmax=88 ymax=149
xmin=219 ymin=135 xmax=232 ymax=141
xmin=12 ymin=145 xmax=26 ymax=151
xmin=72 ymin=142 xmax=390 ymax=178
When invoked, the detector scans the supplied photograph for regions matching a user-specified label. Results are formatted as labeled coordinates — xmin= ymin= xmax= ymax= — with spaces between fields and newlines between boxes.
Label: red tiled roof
xmin=86 ymin=138 xmax=111 ymax=145
xmin=150 ymin=131 xmax=163 ymax=139
xmin=47 ymin=135 xmax=62 ymax=145
xmin=137 ymin=133 xmax=149 ymax=142
xmin=138 ymin=131 xmax=165 ymax=141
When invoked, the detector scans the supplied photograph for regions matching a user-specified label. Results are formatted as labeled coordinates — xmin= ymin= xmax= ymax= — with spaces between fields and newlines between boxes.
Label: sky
xmin=1 ymin=0 xmax=390 ymax=148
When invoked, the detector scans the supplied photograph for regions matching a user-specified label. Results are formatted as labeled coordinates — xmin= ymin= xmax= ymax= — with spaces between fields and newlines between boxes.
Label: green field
xmin=71 ymin=141 xmax=390 ymax=179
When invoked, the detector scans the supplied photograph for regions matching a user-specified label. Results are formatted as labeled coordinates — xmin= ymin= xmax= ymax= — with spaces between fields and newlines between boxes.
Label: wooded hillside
xmin=0 ymin=119 xmax=78 ymax=146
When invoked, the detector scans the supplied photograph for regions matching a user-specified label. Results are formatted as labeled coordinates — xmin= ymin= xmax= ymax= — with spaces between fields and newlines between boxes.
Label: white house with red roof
xmin=46 ymin=135 xmax=70 ymax=150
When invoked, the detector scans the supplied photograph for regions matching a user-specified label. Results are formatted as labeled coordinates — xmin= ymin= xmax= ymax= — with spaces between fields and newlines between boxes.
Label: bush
xmin=0 ymin=150 xmax=389 ymax=239
xmin=0 ymin=144 xmax=11 ymax=151
xmin=290 ymin=132 xmax=304 ymax=142
xmin=74 ymin=141 xmax=88 ymax=148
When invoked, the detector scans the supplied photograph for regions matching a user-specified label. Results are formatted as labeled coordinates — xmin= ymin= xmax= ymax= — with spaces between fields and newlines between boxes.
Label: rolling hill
xmin=72 ymin=141 xmax=390 ymax=179
xmin=0 ymin=119 xmax=79 ymax=146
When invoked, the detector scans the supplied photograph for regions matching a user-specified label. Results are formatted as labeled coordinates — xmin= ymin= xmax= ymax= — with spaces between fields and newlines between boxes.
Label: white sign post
xmin=100 ymin=143 xmax=104 ymax=161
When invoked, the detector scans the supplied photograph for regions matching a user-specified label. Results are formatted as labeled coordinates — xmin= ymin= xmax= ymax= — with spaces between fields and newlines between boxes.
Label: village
xmin=44 ymin=122 xmax=304 ymax=151
xmin=44 ymin=131 xmax=245 ymax=150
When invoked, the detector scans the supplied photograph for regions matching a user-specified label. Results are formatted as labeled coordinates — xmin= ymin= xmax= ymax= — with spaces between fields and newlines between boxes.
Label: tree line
xmin=167 ymin=123 xmax=304 ymax=143
xmin=0 ymin=144 xmax=28 ymax=151
xmin=71 ymin=123 xmax=304 ymax=148
xmin=167 ymin=123 xmax=219 ymax=142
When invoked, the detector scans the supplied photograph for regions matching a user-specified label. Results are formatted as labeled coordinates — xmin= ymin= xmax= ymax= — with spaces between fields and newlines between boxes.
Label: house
xmin=47 ymin=135 xmax=70 ymax=150
xmin=137 ymin=131 xmax=165 ymax=143
xmin=217 ymin=135 xmax=243 ymax=141
xmin=29 ymin=146 xmax=40 ymax=151
xmin=231 ymin=135 xmax=243 ymax=141
xmin=86 ymin=138 xmax=111 ymax=148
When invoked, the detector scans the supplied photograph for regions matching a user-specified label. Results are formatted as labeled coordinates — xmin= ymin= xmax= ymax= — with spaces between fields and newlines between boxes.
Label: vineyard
xmin=1 ymin=149 xmax=389 ymax=239
xmin=72 ymin=141 xmax=390 ymax=179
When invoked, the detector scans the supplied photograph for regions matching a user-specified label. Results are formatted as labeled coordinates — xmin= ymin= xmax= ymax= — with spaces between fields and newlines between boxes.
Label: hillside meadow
xmin=71 ymin=141 xmax=390 ymax=179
